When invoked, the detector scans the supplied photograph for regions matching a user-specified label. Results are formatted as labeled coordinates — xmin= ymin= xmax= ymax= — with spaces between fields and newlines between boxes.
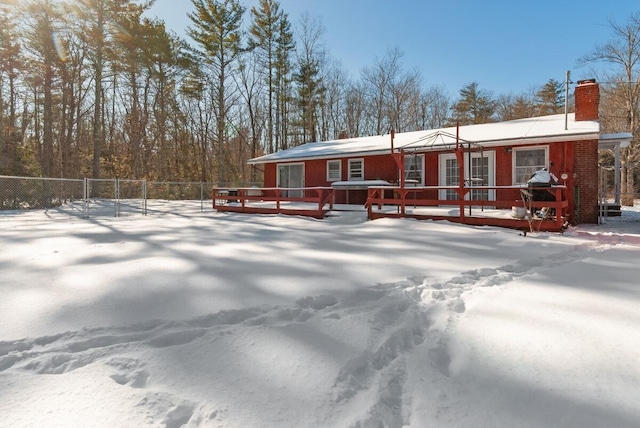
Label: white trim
xmin=326 ymin=159 xmax=341 ymax=182
xmin=512 ymin=146 xmax=549 ymax=185
xmin=348 ymin=158 xmax=364 ymax=181
xmin=438 ymin=153 xmax=459 ymax=201
xmin=404 ymin=153 xmax=425 ymax=185
xmin=438 ymin=151 xmax=496 ymax=200
xmin=277 ymin=162 xmax=305 ymax=188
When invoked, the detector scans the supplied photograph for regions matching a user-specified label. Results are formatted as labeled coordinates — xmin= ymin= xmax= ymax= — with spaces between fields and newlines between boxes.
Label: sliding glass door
xmin=277 ymin=163 xmax=304 ymax=197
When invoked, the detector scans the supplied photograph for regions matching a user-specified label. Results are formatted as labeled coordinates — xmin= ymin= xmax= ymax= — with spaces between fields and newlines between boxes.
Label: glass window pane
xmin=515 ymin=148 xmax=546 ymax=184
xmin=471 ymin=156 xmax=488 ymax=199
xmin=404 ymin=154 xmax=423 ymax=184
xmin=445 ymin=158 xmax=459 ymax=200
xmin=327 ymin=160 xmax=341 ymax=181
xmin=349 ymin=159 xmax=363 ymax=180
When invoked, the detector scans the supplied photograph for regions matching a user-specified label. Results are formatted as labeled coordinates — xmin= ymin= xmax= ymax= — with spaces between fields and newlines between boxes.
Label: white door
xmin=438 ymin=152 xmax=495 ymax=201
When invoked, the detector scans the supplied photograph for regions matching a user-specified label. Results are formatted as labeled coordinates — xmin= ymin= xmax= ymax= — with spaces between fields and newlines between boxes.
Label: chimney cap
xmin=577 ymin=79 xmax=597 ymax=85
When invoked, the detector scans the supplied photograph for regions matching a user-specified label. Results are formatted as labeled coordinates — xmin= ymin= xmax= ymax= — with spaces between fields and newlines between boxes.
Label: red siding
xmin=264 ymin=163 xmax=276 ymax=187
xmin=260 ymin=138 xmax=599 ymax=224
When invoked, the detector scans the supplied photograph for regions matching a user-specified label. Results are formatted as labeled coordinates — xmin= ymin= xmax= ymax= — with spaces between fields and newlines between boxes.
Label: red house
xmin=217 ymin=80 xmax=630 ymax=232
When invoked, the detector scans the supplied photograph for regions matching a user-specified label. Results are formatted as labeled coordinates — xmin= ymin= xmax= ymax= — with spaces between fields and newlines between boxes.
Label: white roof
xmin=249 ymin=113 xmax=600 ymax=164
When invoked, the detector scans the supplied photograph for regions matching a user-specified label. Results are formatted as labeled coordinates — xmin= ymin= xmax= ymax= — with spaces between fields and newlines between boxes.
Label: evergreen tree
xmin=0 ymin=5 xmax=24 ymax=175
xmin=248 ymin=0 xmax=291 ymax=153
xmin=451 ymin=82 xmax=497 ymax=125
xmin=293 ymin=12 xmax=325 ymax=144
xmin=294 ymin=57 xmax=323 ymax=143
xmin=536 ymin=78 xmax=564 ymax=115
xmin=188 ymin=0 xmax=244 ymax=184
xmin=274 ymin=13 xmax=294 ymax=150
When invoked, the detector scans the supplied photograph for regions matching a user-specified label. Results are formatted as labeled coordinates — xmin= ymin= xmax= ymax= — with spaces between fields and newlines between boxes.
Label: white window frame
xmin=327 ymin=160 xmax=341 ymax=182
xmin=403 ymin=153 xmax=425 ymax=185
xmin=348 ymin=158 xmax=364 ymax=181
xmin=512 ymin=146 xmax=549 ymax=185
xmin=438 ymin=151 xmax=496 ymax=200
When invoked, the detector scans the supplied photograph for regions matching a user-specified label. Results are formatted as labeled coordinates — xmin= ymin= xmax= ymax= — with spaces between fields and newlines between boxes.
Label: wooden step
xmin=600 ymin=204 xmax=622 ymax=216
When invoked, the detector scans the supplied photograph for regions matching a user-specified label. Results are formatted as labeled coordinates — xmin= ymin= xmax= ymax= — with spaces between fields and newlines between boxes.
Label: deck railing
xmin=212 ymin=186 xmax=334 ymax=219
xmin=367 ymin=184 xmax=569 ymax=232
xmin=210 ymin=184 xmax=569 ymax=232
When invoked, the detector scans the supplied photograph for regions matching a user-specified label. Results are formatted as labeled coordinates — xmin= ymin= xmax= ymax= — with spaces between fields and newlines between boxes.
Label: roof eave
xmin=248 ymin=149 xmax=396 ymax=165
xmin=248 ymin=132 xmax=601 ymax=164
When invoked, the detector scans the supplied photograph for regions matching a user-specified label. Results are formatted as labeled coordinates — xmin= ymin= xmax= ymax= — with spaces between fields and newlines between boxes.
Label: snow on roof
xmin=248 ymin=113 xmax=600 ymax=164
xmin=599 ymin=132 xmax=633 ymax=149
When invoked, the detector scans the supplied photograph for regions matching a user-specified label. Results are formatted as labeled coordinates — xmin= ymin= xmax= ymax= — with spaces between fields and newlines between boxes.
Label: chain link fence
xmin=0 ymin=175 xmax=237 ymax=219
xmin=0 ymin=176 xmax=84 ymax=210
xmin=5 ymin=173 xmax=638 ymax=224
xmin=598 ymin=166 xmax=640 ymax=223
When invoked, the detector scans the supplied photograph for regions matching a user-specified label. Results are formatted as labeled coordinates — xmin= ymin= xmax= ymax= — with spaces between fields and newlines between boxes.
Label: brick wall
xmin=572 ymin=79 xmax=601 ymax=223
xmin=575 ymin=79 xmax=600 ymax=121
xmin=573 ymin=139 xmax=599 ymax=223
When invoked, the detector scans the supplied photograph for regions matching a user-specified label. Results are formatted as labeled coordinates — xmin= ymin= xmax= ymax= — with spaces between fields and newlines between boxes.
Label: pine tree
xmin=248 ymin=0 xmax=289 ymax=153
xmin=0 ymin=6 xmax=24 ymax=175
xmin=188 ymin=0 xmax=244 ymax=184
xmin=536 ymin=78 xmax=564 ymax=115
xmin=293 ymin=12 xmax=325 ymax=144
xmin=295 ymin=57 xmax=323 ymax=143
xmin=451 ymin=82 xmax=497 ymax=125
xmin=275 ymin=14 xmax=294 ymax=150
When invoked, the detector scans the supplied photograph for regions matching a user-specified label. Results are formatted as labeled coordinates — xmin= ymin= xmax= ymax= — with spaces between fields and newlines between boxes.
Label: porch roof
xmin=249 ymin=113 xmax=600 ymax=165
xmin=599 ymin=132 xmax=632 ymax=149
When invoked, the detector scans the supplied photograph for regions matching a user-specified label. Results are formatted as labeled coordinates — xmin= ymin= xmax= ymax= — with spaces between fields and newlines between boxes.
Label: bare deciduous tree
xmin=580 ymin=12 xmax=640 ymax=204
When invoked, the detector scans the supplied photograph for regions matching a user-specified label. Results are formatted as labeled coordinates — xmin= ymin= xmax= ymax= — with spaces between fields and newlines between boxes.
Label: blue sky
xmin=148 ymin=0 xmax=639 ymax=96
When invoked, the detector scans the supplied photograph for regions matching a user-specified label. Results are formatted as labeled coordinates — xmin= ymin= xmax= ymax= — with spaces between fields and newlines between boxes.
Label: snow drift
xmin=1 ymin=208 xmax=639 ymax=427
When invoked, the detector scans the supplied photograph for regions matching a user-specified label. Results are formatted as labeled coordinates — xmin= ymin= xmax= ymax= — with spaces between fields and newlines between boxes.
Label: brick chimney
xmin=574 ymin=79 xmax=600 ymax=121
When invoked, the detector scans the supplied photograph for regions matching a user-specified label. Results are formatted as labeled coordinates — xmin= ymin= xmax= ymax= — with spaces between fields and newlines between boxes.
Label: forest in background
xmin=0 ymin=0 xmax=639 ymax=189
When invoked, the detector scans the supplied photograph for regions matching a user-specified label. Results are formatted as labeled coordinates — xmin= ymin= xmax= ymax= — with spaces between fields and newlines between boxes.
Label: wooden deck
xmin=212 ymin=185 xmax=570 ymax=233
xmin=212 ymin=187 xmax=335 ymax=219
xmin=366 ymin=185 xmax=569 ymax=233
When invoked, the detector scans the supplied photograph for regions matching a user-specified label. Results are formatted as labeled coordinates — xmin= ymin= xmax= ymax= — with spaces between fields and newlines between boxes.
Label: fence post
xmin=200 ymin=182 xmax=204 ymax=212
xmin=143 ymin=180 xmax=147 ymax=216
xmin=83 ymin=177 xmax=88 ymax=218
xmin=115 ymin=178 xmax=120 ymax=217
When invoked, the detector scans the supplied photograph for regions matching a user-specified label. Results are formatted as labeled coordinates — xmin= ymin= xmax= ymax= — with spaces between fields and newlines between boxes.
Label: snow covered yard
xmin=1 ymin=208 xmax=639 ymax=427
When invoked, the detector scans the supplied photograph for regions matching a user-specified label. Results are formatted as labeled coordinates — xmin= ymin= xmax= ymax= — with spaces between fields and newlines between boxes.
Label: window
xmin=348 ymin=158 xmax=364 ymax=180
xmin=327 ymin=160 xmax=341 ymax=182
xmin=513 ymin=147 xmax=548 ymax=184
xmin=404 ymin=153 xmax=424 ymax=185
